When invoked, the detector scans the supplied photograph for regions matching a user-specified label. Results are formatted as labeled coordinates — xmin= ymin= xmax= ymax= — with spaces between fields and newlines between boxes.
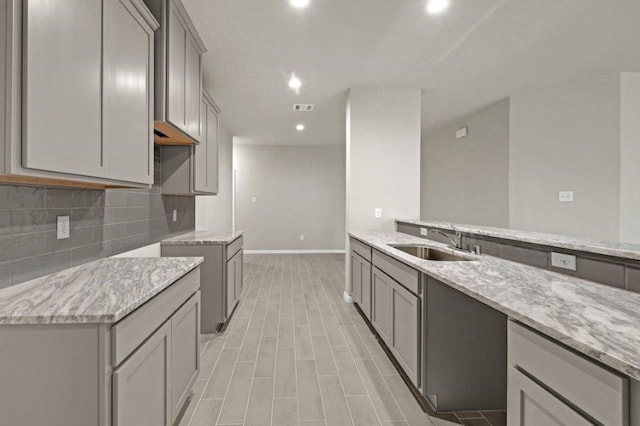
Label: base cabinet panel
xmin=113 ymin=321 xmax=172 ymax=426
xmin=226 ymin=253 xmax=237 ymax=316
xmin=235 ymin=250 xmax=244 ymax=301
xmin=351 ymin=253 xmax=362 ymax=305
xmin=360 ymin=260 xmax=371 ymax=318
xmin=371 ymin=267 xmax=393 ymax=344
xmin=391 ymin=282 xmax=420 ymax=387
xmin=507 ymin=367 xmax=591 ymax=426
xmin=171 ymin=293 xmax=201 ymax=422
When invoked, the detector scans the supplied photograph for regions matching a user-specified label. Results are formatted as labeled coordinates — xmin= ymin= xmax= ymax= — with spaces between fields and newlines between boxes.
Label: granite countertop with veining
xmin=0 ymin=257 xmax=203 ymax=325
xmin=397 ymin=218 xmax=640 ymax=262
xmin=161 ymin=230 xmax=244 ymax=245
xmin=350 ymin=231 xmax=640 ymax=381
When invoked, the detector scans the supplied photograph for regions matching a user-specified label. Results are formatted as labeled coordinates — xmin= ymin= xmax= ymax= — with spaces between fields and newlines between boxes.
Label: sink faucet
xmin=429 ymin=229 xmax=462 ymax=250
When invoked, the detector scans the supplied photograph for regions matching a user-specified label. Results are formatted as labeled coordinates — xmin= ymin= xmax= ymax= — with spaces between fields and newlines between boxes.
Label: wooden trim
xmin=0 ymin=174 xmax=107 ymax=189
xmin=154 ymin=121 xmax=198 ymax=145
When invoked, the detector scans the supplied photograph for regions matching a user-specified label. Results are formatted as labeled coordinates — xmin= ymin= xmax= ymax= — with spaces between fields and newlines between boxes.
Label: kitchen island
xmin=0 ymin=256 xmax=203 ymax=426
xmin=349 ymin=231 xmax=640 ymax=425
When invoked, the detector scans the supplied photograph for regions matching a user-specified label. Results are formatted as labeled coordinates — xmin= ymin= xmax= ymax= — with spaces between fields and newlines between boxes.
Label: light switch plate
xmin=551 ymin=252 xmax=577 ymax=271
xmin=56 ymin=216 xmax=70 ymax=240
xmin=374 ymin=208 xmax=382 ymax=219
xmin=420 ymin=228 xmax=428 ymax=236
xmin=559 ymin=191 xmax=574 ymax=202
xmin=456 ymin=126 xmax=468 ymax=139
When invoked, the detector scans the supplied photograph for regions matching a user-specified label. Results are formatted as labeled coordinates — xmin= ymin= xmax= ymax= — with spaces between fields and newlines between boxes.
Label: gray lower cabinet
xmin=507 ymin=320 xmax=629 ymax=426
xmin=0 ymin=267 xmax=201 ymax=426
xmin=507 ymin=367 xmax=591 ymax=425
xmin=226 ymin=249 xmax=243 ymax=317
xmin=161 ymin=235 xmax=244 ymax=333
xmin=1 ymin=0 xmax=158 ymax=187
xmin=171 ymin=294 xmax=201 ymax=422
xmin=371 ymin=266 xmax=394 ymax=344
xmin=113 ymin=320 xmax=172 ymax=426
xmin=350 ymin=251 xmax=371 ymax=319
xmin=371 ymin=263 xmax=421 ymax=388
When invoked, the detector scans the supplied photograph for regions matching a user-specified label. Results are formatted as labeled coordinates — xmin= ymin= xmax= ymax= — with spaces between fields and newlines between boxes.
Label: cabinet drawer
xmin=112 ymin=268 xmax=200 ymax=366
xmin=350 ymin=238 xmax=372 ymax=262
xmin=226 ymin=236 xmax=243 ymax=260
xmin=507 ymin=367 xmax=592 ymax=426
xmin=372 ymin=249 xmax=420 ymax=295
xmin=508 ymin=321 xmax=628 ymax=426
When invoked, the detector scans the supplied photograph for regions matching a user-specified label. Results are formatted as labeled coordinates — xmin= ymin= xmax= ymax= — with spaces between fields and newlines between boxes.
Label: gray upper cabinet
xmin=194 ymin=90 xmax=220 ymax=193
xmin=0 ymin=0 xmax=158 ymax=188
xmin=161 ymin=90 xmax=220 ymax=195
xmin=144 ymin=0 xmax=206 ymax=145
xmin=103 ymin=0 xmax=156 ymax=184
xmin=22 ymin=0 xmax=103 ymax=178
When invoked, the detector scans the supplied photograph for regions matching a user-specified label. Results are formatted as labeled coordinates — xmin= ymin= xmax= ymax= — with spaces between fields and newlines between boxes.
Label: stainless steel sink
xmin=389 ymin=244 xmax=473 ymax=261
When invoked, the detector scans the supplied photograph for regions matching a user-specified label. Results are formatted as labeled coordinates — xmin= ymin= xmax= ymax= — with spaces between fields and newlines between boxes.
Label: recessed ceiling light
xmin=288 ymin=0 xmax=310 ymax=8
xmin=296 ymin=124 xmax=305 ymax=131
xmin=426 ymin=0 xmax=449 ymax=14
xmin=288 ymin=74 xmax=302 ymax=92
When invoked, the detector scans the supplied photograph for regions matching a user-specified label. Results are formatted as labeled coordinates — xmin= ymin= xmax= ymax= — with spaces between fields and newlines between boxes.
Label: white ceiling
xmin=183 ymin=0 xmax=640 ymax=146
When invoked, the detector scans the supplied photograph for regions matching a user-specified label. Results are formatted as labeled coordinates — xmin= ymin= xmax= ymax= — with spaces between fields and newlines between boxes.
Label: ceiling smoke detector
xmin=293 ymin=104 xmax=314 ymax=111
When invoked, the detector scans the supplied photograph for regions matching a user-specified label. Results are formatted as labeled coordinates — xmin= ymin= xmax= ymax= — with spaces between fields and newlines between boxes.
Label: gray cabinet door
xmin=371 ymin=267 xmax=393 ymax=344
xmin=171 ymin=292 xmax=201 ymax=423
xmin=102 ymin=0 xmax=154 ymax=184
xmin=167 ymin=2 xmax=186 ymax=131
xmin=194 ymin=99 xmax=208 ymax=192
xmin=22 ymin=0 xmax=103 ymax=177
xmin=184 ymin=34 xmax=201 ymax=139
xmin=205 ymin=102 xmax=219 ymax=192
xmin=351 ymin=252 xmax=362 ymax=305
xmin=194 ymin=96 xmax=219 ymax=193
xmin=235 ymin=250 xmax=244 ymax=301
xmin=507 ymin=367 xmax=591 ymax=426
xmin=391 ymin=280 xmax=420 ymax=387
xmin=113 ymin=320 xmax=171 ymax=426
xmin=226 ymin=254 xmax=236 ymax=317
xmin=361 ymin=260 xmax=372 ymax=319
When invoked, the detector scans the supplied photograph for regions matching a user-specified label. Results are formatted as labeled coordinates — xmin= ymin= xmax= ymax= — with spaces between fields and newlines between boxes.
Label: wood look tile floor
xmin=178 ymin=254 xmax=478 ymax=426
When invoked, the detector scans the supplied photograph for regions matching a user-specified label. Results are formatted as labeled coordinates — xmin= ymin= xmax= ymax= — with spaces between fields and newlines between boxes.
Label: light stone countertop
xmin=397 ymin=219 xmax=640 ymax=261
xmin=0 ymin=257 xmax=203 ymax=325
xmin=350 ymin=231 xmax=640 ymax=381
xmin=161 ymin=230 xmax=244 ymax=245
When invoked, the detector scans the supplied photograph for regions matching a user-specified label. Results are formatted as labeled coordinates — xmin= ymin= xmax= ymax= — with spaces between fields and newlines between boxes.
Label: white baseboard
xmin=244 ymin=250 xmax=346 ymax=254
xmin=343 ymin=291 xmax=353 ymax=303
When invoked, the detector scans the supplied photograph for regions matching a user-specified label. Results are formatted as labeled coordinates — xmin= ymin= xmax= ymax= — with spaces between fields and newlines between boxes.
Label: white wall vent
xmin=293 ymin=104 xmax=314 ymax=111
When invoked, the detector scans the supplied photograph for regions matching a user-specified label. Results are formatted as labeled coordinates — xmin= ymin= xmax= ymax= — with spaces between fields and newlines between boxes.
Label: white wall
xmin=196 ymin=123 xmax=234 ymax=232
xmin=234 ymin=144 xmax=345 ymax=251
xmin=509 ymin=74 xmax=621 ymax=241
xmin=346 ymin=88 xmax=422 ymax=233
xmin=421 ymin=99 xmax=510 ymax=227
xmin=619 ymin=73 xmax=640 ymax=243
xmin=346 ymin=87 xmax=422 ymax=294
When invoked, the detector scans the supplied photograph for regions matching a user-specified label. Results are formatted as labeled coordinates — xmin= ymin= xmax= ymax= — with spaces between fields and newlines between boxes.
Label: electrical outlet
xmin=172 ymin=210 xmax=177 ymax=222
xmin=252 ymin=196 xmax=257 ymax=203
xmin=551 ymin=252 xmax=577 ymax=271
xmin=559 ymin=191 xmax=574 ymax=202
xmin=420 ymin=228 xmax=428 ymax=236
xmin=299 ymin=235 xmax=305 ymax=241
xmin=374 ymin=208 xmax=382 ymax=219
xmin=56 ymin=216 xmax=70 ymax=240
